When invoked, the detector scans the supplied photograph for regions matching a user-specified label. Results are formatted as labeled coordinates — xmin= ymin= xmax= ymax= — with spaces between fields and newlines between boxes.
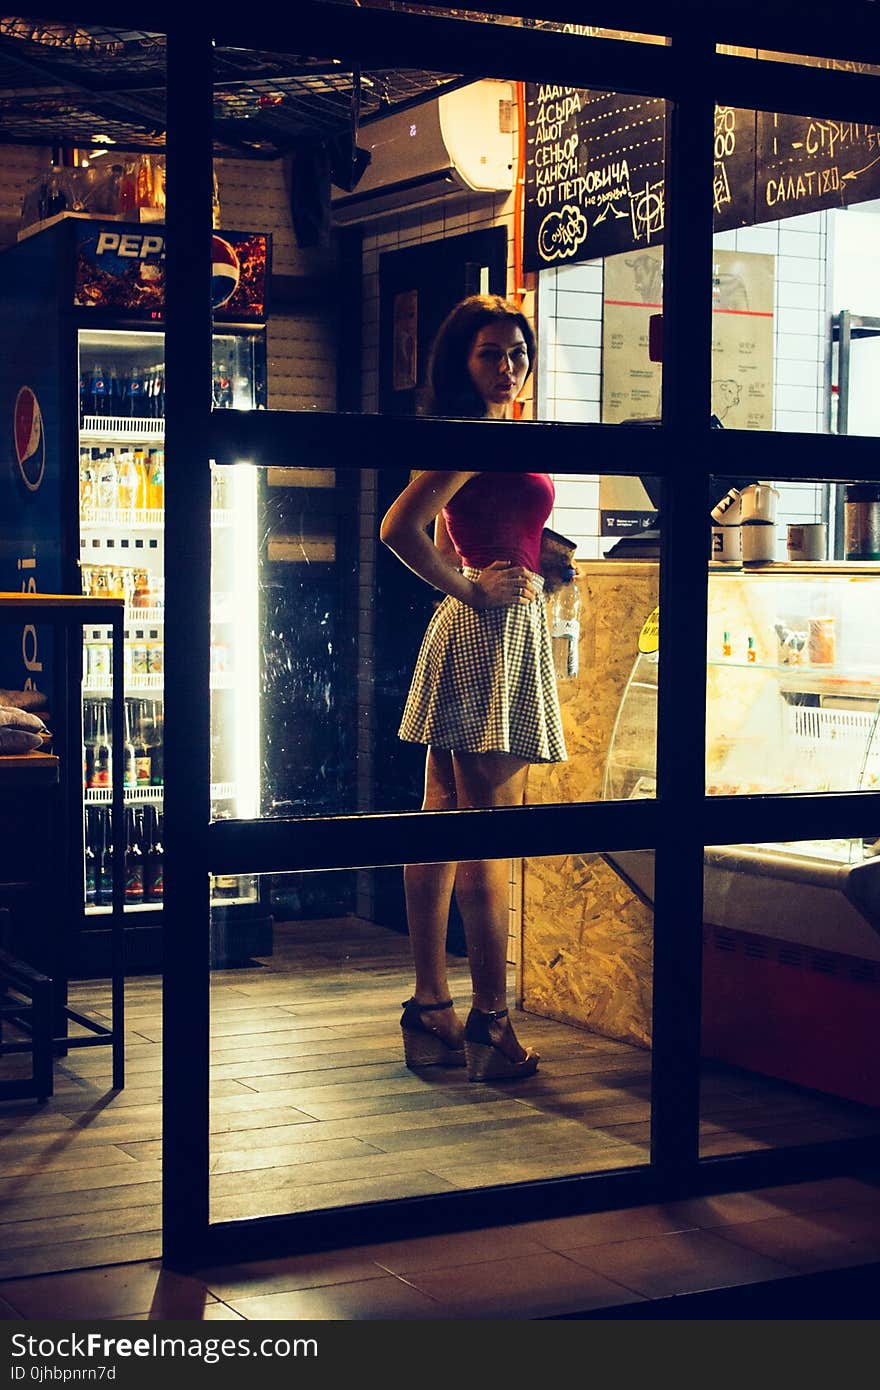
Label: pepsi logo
xmin=212 ymin=235 xmax=240 ymax=308
xmin=13 ymin=386 xmax=45 ymax=493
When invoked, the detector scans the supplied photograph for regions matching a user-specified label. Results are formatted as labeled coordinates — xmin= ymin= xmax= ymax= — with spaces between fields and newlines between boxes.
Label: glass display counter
xmin=600 ymin=563 xmax=880 ymax=1104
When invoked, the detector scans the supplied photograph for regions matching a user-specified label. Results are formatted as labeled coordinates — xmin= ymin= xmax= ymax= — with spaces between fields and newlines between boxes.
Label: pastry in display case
xmin=601 ymin=562 xmax=880 ymax=1105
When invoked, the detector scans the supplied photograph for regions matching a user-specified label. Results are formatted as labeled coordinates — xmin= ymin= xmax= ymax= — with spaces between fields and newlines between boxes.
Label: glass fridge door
xmin=79 ymin=328 xmax=166 ymax=920
xmin=79 ymin=326 xmax=264 ymax=921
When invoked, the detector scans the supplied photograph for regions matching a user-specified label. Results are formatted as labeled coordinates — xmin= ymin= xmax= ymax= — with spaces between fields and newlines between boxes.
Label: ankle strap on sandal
xmin=402 ymin=997 xmax=454 ymax=1012
xmin=470 ymin=1007 xmax=509 ymax=1021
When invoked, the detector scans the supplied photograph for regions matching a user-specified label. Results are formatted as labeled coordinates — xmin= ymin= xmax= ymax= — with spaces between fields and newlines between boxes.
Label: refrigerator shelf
xmin=82 ymin=607 xmax=165 ymax=626
xmin=211 ymin=509 xmax=235 ymax=529
xmin=125 ymin=606 xmax=164 ymax=626
xmin=84 ymin=673 xmax=164 ymax=694
xmin=85 ymin=901 xmax=161 ymax=916
xmin=211 ymin=783 xmax=237 ymax=802
xmin=85 ymin=786 xmax=163 ymax=804
xmin=81 ymin=507 xmax=163 ymax=530
xmin=80 ymin=417 xmax=164 ymax=442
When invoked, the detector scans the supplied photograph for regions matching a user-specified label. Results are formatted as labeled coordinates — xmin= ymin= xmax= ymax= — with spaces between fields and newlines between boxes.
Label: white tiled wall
xmin=538 ymin=209 xmax=833 ymax=558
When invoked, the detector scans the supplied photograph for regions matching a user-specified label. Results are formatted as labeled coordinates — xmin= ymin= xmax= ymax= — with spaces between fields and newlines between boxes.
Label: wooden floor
xmin=1 ymin=915 xmax=877 ymax=1280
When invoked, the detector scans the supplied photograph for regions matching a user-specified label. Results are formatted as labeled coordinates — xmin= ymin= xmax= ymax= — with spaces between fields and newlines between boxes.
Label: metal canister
xmin=844 ymin=483 xmax=880 ymax=560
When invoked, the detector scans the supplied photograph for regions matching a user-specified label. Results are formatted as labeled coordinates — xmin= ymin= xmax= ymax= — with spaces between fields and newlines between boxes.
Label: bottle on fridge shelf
xmin=83 ymin=699 xmax=96 ymax=788
xmin=122 ymin=701 xmax=137 ymax=789
xmin=131 ymin=569 xmax=151 ymax=609
xmin=143 ymin=806 xmax=164 ymax=903
xmin=134 ymin=449 xmax=150 ymax=509
xmin=96 ymin=449 xmax=118 ymax=511
xmin=84 ymin=808 xmax=98 ymax=906
xmin=148 ymin=701 xmax=164 ymax=787
xmin=126 ymin=364 xmax=145 ymax=417
xmin=116 ymin=448 xmax=140 ymax=511
xmin=89 ymin=364 xmax=109 ymax=417
xmin=79 ymin=449 xmax=94 ymax=510
xmin=134 ymin=702 xmax=152 ymax=787
xmin=92 ymin=700 xmax=112 ymax=789
xmin=96 ymin=808 xmax=113 ymax=906
xmin=146 ymin=449 xmax=164 ymax=510
xmin=548 ymin=578 xmax=581 ymax=681
xmin=107 ymin=367 xmax=120 ymax=417
xmin=152 ymin=365 xmax=165 ymax=419
xmin=124 ymin=807 xmax=144 ymax=905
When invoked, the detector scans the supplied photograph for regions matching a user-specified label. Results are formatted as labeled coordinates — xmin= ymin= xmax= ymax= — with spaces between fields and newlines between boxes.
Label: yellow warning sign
xmin=638 ymin=606 xmax=659 ymax=653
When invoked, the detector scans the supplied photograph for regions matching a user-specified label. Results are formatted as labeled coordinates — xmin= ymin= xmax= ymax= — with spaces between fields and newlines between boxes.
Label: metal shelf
xmin=81 ymin=507 xmax=164 ymax=530
xmin=81 ymin=417 xmax=164 ymax=441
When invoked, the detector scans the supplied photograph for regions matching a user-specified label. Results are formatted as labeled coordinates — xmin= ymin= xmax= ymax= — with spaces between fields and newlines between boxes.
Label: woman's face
xmin=466 ymin=320 xmax=530 ymax=418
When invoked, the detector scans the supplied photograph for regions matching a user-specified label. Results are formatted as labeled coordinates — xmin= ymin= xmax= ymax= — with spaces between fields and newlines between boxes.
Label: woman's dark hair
xmin=422 ymin=294 xmax=536 ymax=418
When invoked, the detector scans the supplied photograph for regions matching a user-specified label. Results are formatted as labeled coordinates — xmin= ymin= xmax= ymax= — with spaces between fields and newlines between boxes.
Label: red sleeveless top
xmin=442 ymin=472 xmax=554 ymax=573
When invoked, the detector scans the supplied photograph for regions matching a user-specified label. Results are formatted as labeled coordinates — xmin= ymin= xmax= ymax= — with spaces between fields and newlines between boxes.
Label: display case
xmin=78 ymin=328 xmax=267 ymax=964
xmin=601 ymin=562 xmax=880 ymax=1104
xmin=0 ymin=214 xmax=273 ymax=974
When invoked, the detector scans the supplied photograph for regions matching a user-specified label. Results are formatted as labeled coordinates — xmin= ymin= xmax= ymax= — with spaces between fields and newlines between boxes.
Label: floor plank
xmin=1 ymin=913 xmax=876 ymax=1279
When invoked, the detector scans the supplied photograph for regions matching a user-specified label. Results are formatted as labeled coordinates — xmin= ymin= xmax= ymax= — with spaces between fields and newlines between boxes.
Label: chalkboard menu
xmin=523 ymin=84 xmax=667 ymax=271
xmin=524 ymin=85 xmax=880 ymax=271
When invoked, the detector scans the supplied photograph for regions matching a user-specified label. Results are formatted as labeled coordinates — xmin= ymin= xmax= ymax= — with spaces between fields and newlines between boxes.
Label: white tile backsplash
xmin=779 ymin=229 xmax=823 ymax=259
xmin=553 ymin=316 xmax=604 ymax=348
xmin=777 ymin=253 xmax=823 ymax=284
xmin=777 ymin=280 xmax=824 ymax=311
xmin=553 ymin=478 xmax=600 ymax=508
xmin=734 ymin=226 xmax=779 ymax=255
xmin=554 ymin=344 xmax=603 ymax=375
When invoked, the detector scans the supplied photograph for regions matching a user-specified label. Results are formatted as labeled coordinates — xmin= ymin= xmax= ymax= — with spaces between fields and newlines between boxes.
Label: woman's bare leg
xmin=403 ymin=747 xmax=463 ymax=1047
xmin=451 ymin=751 xmax=535 ymax=1064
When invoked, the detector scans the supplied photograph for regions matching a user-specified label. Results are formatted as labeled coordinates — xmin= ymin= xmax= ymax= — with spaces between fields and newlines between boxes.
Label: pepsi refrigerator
xmin=0 ymin=213 xmax=273 ymax=974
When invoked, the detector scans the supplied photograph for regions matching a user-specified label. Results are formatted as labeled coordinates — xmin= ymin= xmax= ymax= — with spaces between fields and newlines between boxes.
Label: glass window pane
xmin=211 ymin=462 xmax=663 ymax=818
xmin=712 ymin=104 xmax=880 ymax=438
xmin=707 ymin=502 xmax=880 ymax=796
xmin=208 ymin=855 xmax=653 ymax=1223
xmin=699 ymin=836 xmax=880 ymax=1159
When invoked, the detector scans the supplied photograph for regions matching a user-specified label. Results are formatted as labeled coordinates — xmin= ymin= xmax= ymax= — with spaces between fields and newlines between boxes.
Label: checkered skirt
xmin=398 ymin=568 xmax=567 ymax=764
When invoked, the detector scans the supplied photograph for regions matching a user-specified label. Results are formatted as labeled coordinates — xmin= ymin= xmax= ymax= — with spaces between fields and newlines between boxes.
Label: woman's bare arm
xmin=380 ymin=470 xmax=535 ymax=608
xmin=380 ymin=471 xmax=482 ymax=604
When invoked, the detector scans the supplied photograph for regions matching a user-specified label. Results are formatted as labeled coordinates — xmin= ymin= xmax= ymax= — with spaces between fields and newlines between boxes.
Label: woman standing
xmin=380 ymin=295 xmax=567 ymax=1083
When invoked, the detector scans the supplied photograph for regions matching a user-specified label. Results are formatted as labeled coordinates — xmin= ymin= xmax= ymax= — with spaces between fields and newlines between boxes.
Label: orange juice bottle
xmin=133 ymin=449 xmax=149 ymax=510
xmin=146 ymin=449 xmax=164 ymax=510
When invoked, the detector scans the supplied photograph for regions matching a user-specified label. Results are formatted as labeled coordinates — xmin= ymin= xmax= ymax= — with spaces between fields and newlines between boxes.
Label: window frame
xmin=159 ymin=2 xmax=880 ymax=1267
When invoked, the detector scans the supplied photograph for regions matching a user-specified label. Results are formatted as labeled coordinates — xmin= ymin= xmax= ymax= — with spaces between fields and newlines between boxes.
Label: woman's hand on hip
xmin=472 ymin=561 xmax=537 ymax=608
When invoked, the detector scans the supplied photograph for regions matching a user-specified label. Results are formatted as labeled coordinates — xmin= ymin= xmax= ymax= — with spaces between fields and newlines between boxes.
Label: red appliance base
xmin=701 ymin=926 xmax=880 ymax=1108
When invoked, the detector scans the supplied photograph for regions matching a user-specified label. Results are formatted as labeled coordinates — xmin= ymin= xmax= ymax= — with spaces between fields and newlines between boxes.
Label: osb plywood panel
xmin=523 ymin=563 xmax=659 ymax=1047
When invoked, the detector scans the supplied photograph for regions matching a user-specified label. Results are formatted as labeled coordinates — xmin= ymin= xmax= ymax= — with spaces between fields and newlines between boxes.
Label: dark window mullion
xmin=162 ymin=25 xmax=215 ymax=1269
xmin=652 ymin=30 xmax=717 ymax=1177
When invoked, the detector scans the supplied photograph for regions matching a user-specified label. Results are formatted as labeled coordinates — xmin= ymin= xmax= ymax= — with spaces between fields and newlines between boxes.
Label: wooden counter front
xmin=522 ymin=561 xmax=658 ymax=1048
